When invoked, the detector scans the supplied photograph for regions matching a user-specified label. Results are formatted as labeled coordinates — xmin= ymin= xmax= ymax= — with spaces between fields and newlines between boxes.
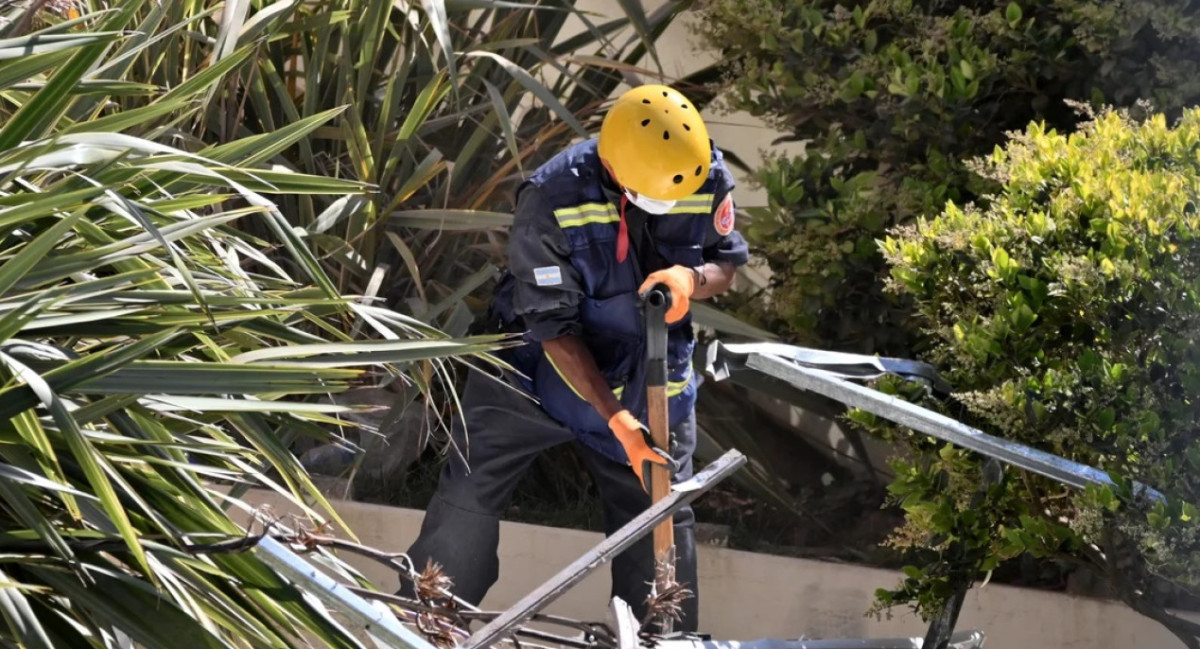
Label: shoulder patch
xmin=533 ymin=266 xmax=563 ymax=287
xmin=714 ymin=194 xmax=735 ymax=236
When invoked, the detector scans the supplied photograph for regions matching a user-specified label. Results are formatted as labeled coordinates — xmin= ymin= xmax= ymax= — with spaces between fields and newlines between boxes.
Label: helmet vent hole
xmin=641 ymin=119 xmax=650 ymax=126
xmin=662 ymin=91 xmax=668 ymax=97
xmin=682 ymin=103 xmax=689 ymax=109
xmin=642 ymin=99 xmax=651 ymax=104
xmin=673 ymin=174 xmax=684 ymax=184
xmin=695 ymin=165 xmax=703 ymax=176
xmin=683 ymin=123 xmax=691 ymax=131
xmin=662 ymin=130 xmax=670 ymax=140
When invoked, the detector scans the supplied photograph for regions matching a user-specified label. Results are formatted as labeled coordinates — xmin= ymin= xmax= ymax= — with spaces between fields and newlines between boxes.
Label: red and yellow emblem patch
xmin=714 ymin=194 xmax=735 ymax=236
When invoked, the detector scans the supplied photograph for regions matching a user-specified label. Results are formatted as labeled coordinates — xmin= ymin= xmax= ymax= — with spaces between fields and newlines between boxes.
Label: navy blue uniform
xmin=403 ymin=138 xmax=748 ymax=630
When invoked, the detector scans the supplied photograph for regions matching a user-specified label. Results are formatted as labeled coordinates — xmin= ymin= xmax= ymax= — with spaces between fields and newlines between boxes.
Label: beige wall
xmin=235 ymin=488 xmax=1197 ymax=649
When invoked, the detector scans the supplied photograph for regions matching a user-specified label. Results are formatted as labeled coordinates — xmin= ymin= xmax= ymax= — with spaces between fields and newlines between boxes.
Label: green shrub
xmin=694 ymin=0 xmax=1200 ymax=355
xmin=867 ymin=106 xmax=1200 ymax=642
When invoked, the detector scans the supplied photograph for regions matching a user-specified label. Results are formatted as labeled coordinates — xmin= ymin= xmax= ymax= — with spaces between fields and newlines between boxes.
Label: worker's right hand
xmin=638 ymin=265 xmax=696 ymax=324
xmin=608 ymin=410 xmax=674 ymax=493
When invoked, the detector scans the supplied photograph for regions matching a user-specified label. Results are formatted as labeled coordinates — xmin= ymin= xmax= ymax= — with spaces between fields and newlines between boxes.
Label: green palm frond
xmin=0 ymin=2 xmax=537 ymax=647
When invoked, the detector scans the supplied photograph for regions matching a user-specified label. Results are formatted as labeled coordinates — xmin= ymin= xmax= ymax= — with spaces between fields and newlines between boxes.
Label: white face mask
xmin=624 ymin=188 xmax=676 ymax=215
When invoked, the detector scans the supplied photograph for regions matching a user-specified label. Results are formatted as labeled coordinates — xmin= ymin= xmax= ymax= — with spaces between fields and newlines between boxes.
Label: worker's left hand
xmin=609 ymin=410 xmax=679 ymax=493
xmin=638 ymin=265 xmax=695 ymax=324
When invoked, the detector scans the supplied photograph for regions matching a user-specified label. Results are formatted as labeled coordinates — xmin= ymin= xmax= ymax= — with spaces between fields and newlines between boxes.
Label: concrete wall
xmin=235 ymin=488 xmax=1196 ymax=649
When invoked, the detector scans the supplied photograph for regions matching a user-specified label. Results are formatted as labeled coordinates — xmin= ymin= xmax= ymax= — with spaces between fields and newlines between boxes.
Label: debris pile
xmin=250 ymin=450 xmax=749 ymax=649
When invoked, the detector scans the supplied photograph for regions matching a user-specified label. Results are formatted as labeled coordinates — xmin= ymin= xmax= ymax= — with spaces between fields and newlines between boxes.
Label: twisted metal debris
xmin=250 ymin=449 xmax=749 ymax=649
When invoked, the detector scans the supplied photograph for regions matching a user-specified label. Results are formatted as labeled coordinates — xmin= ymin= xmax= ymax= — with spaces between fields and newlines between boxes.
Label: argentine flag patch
xmin=533 ymin=266 xmax=563 ymax=287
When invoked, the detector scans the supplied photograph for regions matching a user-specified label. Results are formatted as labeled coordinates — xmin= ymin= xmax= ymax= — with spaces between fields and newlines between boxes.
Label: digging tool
xmin=642 ymin=282 xmax=676 ymax=629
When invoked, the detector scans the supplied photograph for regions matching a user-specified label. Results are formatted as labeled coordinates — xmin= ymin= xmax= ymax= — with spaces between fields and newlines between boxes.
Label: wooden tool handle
xmin=642 ymin=283 xmax=676 ymax=631
xmin=646 ymin=385 xmax=673 ymax=559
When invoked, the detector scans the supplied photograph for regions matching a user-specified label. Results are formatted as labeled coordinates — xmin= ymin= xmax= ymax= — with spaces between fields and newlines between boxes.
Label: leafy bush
xmin=863 ymin=106 xmax=1200 ymax=643
xmin=694 ymin=0 xmax=1200 ymax=355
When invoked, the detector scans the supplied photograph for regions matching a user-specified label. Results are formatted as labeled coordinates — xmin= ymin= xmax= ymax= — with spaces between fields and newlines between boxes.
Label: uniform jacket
xmin=489 ymin=137 xmax=749 ymax=463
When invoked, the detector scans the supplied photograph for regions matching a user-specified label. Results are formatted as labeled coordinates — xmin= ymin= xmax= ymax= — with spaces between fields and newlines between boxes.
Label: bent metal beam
xmin=708 ymin=341 xmax=1166 ymax=503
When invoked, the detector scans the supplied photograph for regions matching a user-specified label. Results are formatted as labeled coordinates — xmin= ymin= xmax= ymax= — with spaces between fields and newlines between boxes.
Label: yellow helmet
xmin=597 ymin=84 xmax=711 ymax=202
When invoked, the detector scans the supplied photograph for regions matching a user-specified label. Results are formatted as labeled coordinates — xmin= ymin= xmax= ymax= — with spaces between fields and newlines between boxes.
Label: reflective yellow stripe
xmin=545 ymin=351 xmax=586 ymax=400
xmin=667 ymin=194 xmax=714 ymax=214
xmin=667 ymin=363 xmax=694 ymax=396
xmin=545 ymin=356 xmax=688 ymax=399
xmin=553 ymin=194 xmax=714 ymax=227
xmin=554 ymin=203 xmax=618 ymax=228
xmin=545 ymin=351 xmax=626 ymax=400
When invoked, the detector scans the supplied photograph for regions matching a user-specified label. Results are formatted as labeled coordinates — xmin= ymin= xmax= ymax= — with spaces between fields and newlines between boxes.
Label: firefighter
xmin=402 ymin=84 xmax=749 ymax=632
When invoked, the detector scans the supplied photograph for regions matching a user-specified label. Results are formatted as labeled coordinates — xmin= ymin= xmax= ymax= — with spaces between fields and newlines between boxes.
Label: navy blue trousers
xmin=401 ymin=369 xmax=699 ymax=631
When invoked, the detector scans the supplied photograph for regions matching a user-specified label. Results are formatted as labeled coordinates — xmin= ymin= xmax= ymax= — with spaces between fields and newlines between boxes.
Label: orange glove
xmin=608 ymin=410 xmax=673 ymax=493
xmin=638 ymin=265 xmax=695 ymax=324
